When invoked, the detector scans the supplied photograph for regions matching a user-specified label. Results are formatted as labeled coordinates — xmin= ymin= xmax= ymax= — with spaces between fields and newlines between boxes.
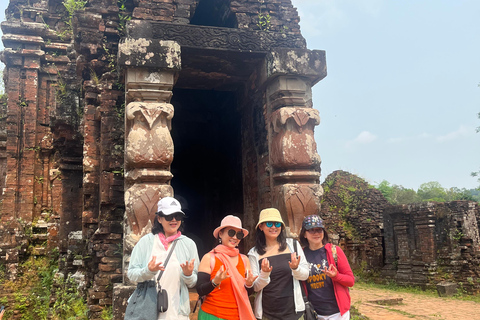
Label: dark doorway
xmin=170 ymin=89 xmax=243 ymax=257
xmin=190 ymin=0 xmax=237 ymax=28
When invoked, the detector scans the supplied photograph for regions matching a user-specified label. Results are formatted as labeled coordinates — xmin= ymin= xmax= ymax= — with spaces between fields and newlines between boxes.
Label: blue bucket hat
xmin=302 ymin=215 xmax=324 ymax=230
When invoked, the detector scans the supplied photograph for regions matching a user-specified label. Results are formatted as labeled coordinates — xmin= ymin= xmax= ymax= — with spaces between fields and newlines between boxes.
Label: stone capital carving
xmin=271 ymin=107 xmax=320 ymax=133
xmin=126 ymin=102 xmax=174 ymax=130
xmin=125 ymin=101 xmax=174 ymax=169
xmin=118 ymin=39 xmax=181 ymax=70
xmin=266 ymin=48 xmax=327 ymax=85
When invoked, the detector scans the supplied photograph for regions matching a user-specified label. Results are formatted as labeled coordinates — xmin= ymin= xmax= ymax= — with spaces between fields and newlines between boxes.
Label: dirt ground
xmin=350 ymin=285 xmax=480 ymax=320
xmin=189 ymin=285 xmax=480 ymax=320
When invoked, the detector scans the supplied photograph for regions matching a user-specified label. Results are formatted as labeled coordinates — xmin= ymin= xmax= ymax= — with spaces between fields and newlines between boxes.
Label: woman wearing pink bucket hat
xmin=196 ymin=215 xmax=257 ymax=320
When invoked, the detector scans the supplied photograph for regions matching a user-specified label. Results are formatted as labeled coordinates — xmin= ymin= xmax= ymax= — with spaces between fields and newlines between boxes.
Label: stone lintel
xmin=266 ymin=48 xmax=327 ymax=85
xmin=118 ymin=38 xmax=181 ymax=70
xmin=125 ymin=20 xmax=306 ymax=52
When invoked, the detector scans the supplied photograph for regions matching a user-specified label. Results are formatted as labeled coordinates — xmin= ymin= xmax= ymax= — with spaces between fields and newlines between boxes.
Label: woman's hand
xmin=180 ymin=259 xmax=195 ymax=276
xmin=0 ymin=308 xmax=5 ymax=320
xmin=212 ymin=265 xmax=230 ymax=285
xmin=261 ymin=258 xmax=273 ymax=272
xmin=288 ymin=252 xmax=301 ymax=270
xmin=148 ymin=256 xmax=165 ymax=272
xmin=324 ymin=264 xmax=338 ymax=278
xmin=245 ymin=270 xmax=258 ymax=287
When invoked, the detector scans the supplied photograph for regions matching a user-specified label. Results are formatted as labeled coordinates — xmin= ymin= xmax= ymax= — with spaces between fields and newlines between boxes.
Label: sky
xmin=0 ymin=0 xmax=478 ymax=190
xmin=291 ymin=0 xmax=480 ymax=190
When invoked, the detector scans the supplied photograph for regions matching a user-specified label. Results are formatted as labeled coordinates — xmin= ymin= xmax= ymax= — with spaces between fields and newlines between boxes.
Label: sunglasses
xmin=163 ymin=213 xmax=184 ymax=222
xmin=227 ymin=229 xmax=245 ymax=240
xmin=306 ymin=228 xmax=323 ymax=234
xmin=265 ymin=221 xmax=282 ymax=228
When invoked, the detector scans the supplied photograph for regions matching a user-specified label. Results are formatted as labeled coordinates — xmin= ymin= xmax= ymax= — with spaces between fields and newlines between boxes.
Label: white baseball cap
xmin=157 ymin=197 xmax=185 ymax=216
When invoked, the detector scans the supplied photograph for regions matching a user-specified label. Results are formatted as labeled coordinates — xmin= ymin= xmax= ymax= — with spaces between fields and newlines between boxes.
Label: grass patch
xmin=0 ymin=252 xmax=88 ymax=319
xmin=355 ymin=280 xmax=480 ymax=303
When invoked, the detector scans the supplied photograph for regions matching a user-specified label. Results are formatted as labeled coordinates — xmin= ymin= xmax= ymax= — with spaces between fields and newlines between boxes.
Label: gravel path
xmin=351 ymin=284 xmax=480 ymax=320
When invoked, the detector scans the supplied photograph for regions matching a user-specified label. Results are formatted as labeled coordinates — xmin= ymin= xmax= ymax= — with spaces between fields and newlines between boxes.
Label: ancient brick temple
xmin=382 ymin=201 xmax=480 ymax=293
xmin=0 ymin=0 xmax=326 ymax=317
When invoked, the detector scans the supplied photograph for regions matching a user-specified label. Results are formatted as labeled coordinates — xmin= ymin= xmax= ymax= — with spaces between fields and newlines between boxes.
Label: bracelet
xmin=211 ymin=280 xmax=219 ymax=288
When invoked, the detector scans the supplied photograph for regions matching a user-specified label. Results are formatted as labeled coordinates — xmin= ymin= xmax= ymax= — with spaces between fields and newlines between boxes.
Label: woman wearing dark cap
xmin=248 ymin=208 xmax=309 ymax=320
xmin=127 ymin=196 xmax=199 ymax=320
xmin=196 ymin=215 xmax=257 ymax=320
xmin=300 ymin=215 xmax=354 ymax=320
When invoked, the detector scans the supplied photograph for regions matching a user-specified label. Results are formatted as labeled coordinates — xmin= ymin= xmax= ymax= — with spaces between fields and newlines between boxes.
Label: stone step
xmin=31 ymin=233 xmax=48 ymax=241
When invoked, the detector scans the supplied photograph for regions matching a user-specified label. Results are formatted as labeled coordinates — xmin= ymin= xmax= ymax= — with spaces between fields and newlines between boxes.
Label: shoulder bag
xmin=124 ymin=239 xmax=178 ymax=320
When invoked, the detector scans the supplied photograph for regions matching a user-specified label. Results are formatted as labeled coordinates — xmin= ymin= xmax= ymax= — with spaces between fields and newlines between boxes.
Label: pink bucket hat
xmin=213 ymin=215 xmax=249 ymax=239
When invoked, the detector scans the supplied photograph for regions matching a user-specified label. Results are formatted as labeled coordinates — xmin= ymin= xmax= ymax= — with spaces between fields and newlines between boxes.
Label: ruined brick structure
xmin=0 ymin=0 xmax=325 ymax=318
xmin=319 ymin=170 xmax=389 ymax=271
xmin=1 ymin=0 xmax=478 ymax=317
xmin=382 ymin=201 xmax=480 ymax=293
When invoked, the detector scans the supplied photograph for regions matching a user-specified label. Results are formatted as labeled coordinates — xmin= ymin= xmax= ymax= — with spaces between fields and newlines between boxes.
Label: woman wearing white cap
xmin=248 ymin=208 xmax=309 ymax=320
xmin=127 ymin=196 xmax=199 ymax=320
xmin=196 ymin=215 xmax=257 ymax=320
xmin=299 ymin=215 xmax=354 ymax=320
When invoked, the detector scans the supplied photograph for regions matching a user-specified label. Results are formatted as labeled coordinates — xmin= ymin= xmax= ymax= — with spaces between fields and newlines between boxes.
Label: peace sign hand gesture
xmin=180 ymin=258 xmax=195 ymax=276
xmin=245 ymin=269 xmax=258 ymax=287
xmin=324 ymin=264 xmax=338 ymax=278
xmin=213 ymin=265 xmax=230 ymax=285
xmin=148 ymin=256 xmax=165 ymax=272
xmin=288 ymin=252 xmax=301 ymax=270
xmin=261 ymin=258 xmax=273 ymax=273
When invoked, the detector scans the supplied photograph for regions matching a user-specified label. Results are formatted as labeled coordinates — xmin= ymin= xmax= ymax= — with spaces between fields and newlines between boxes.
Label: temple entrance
xmin=170 ymin=89 xmax=243 ymax=257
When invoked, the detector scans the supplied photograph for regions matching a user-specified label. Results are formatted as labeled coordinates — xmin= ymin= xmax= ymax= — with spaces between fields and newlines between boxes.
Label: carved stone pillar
xmin=120 ymin=39 xmax=181 ymax=274
xmin=265 ymin=48 xmax=327 ymax=236
xmin=113 ymin=39 xmax=181 ymax=320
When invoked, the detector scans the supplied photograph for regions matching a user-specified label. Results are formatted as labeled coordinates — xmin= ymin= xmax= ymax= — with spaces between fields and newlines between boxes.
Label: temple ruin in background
xmin=0 ymin=0 xmax=325 ymax=317
xmin=0 ymin=0 xmax=479 ymax=318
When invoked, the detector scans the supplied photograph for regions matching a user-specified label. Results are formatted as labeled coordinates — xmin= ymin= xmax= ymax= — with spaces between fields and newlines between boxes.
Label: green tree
xmin=376 ymin=180 xmax=393 ymax=202
xmin=375 ymin=180 xmax=419 ymax=204
xmin=390 ymin=185 xmax=418 ymax=204
xmin=417 ymin=181 xmax=447 ymax=202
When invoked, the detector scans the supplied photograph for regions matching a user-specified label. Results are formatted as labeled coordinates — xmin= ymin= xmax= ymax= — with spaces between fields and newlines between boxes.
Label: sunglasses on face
xmin=163 ymin=213 xmax=184 ymax=222
xmin=306 ymin=228 xmax=323 ymax=234
xmin=227 ymin=229 xmax=245 ymax=240
xmin=265 ymin=221 xmax=282 ymax=228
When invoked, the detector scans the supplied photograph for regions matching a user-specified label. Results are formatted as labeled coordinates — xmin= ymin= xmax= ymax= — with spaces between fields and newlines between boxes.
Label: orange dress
xmin=201 ymin=256 xmax=245 ymax=320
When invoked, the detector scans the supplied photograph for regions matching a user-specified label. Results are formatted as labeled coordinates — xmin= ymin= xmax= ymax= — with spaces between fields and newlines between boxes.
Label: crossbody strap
xmin=292 ymin=239 xmax=309 ymax=301
xmin=156 ymin=239 xmax=178 ymax=286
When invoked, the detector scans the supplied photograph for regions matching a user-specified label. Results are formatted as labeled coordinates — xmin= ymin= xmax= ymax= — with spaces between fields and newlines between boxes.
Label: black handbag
xmin=293 ymin=240 xmax=318 ymax=320
xmin=124 ymin=240 xmax=178 ymax=319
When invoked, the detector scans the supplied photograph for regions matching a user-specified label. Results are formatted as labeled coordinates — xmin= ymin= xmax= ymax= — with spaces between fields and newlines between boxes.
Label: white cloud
xmin=436 ymin=125 xmax=473 ymax=142
xmin=346 ymin=131 xmax=377 ymax=147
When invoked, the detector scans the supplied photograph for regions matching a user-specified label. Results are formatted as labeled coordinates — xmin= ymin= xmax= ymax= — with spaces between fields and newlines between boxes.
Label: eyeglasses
xmin=227 ymin=229 xmax=245 ymax=240
xmin=164 ymin=213 xmax=184 ymax=222
xmin=265 ymin=221 xmax=282 ymax=228
xmin=306 ymin=228 xmax=323 ymax=234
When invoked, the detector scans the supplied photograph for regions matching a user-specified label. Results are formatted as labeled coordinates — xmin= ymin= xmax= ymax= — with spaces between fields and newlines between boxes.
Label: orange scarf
xmin=211 ymin=245 xmax=256 ymax=320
